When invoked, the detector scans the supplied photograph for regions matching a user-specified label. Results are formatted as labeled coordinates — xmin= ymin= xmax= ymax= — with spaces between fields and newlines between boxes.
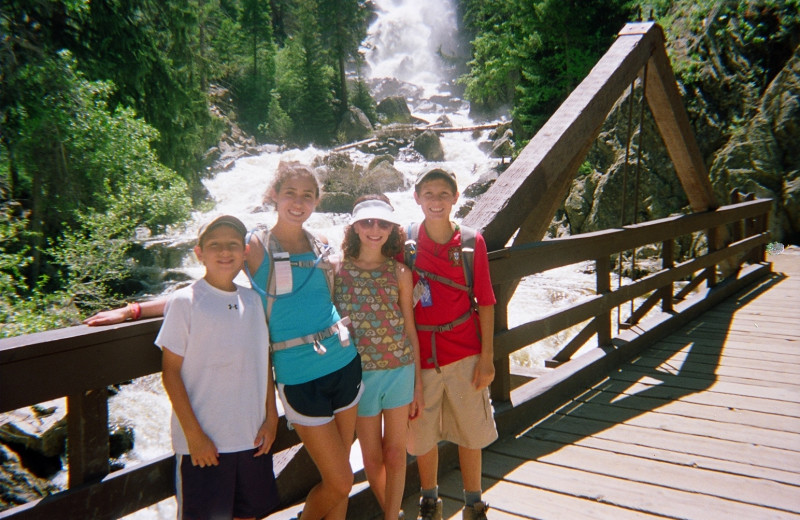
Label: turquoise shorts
xmin=358 ymin=364 xmax=415 ymax=417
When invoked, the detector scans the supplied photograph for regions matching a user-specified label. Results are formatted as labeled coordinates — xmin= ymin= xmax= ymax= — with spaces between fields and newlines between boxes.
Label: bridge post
xmin=491 ymin=283 xmax=512 ymax=402
xmin=661 ymin=239 xmax=674 ymax=313
xmin=67 ymin=387 xmax=111 ymax=486
xmin=596 ymin=256 xmax=611 ymax=346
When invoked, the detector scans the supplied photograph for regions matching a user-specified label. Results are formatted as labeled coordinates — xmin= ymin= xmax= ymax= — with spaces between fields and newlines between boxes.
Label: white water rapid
xmin=113 ymin=2 xmax=598 ymax=517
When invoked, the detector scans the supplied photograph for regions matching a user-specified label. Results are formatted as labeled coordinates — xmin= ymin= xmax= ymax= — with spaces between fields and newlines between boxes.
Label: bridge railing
xmin=0 ymin=196 xmax=772 ymax=520
xmin=488 ymin=197 xmax=772 ymax=402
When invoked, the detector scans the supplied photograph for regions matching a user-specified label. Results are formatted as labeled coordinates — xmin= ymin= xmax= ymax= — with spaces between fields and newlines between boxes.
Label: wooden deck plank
xmin=434 ymin=474 xmax=661 ymax=520
xmin=621 ymin=359 xmax=800 ymax=390
xmin=590 ymin=378 xmax=800 ymax=417
xmin=480 ymin=452 xmax=800 ymax=520
xmin=558 ymin=400 xmax=800 ymax=451
xmin=610 ymin=367 xmax=800 ymax=400
xmin=639 ymin=343 xmax=800 ymax=368
xmin=571 ymin=387 xmax=800 ymax=433
xmin=656 ymin=337 xmax=800 ymax=357
xmin=532 ymin=414 xmax=800 ymax=474
xmin=525 ymin=426 xmax=800 ymax=486
xmin=488 ymin=435 xmax=800 ymax=513
xmin=636 ymin=348 xmax=800 ymax=376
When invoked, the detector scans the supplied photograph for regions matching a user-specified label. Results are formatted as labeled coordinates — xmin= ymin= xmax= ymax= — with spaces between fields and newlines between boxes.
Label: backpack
xmin=244 ymin=227 xmax=349 ymax=354
xmin=403 ymin=222 xmax=480 ymax=370
xmin=403 ymin=222 xmax=477 ymax=303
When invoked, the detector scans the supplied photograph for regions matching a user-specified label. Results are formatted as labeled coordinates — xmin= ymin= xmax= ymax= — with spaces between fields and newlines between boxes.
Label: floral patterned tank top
xmin=334 ymin=257 xmax=413 ymax=370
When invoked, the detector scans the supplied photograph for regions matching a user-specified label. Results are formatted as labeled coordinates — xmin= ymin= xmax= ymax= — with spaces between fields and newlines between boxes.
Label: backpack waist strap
xmin=416 ymin=309 xmax=476 ymax=372
xmin=271 ymin=316 xmax=351 ymax=355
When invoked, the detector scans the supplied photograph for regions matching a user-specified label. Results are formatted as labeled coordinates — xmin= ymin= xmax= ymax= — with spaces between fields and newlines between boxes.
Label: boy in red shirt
xmin=405 ymin=169 xmax=497 ymax=520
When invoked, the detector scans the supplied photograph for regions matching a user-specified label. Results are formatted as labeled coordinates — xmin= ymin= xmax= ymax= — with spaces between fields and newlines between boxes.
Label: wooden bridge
xmin=393 ymin=249 xmax=800 ymax=520
xmin=1 ymin=21 xmax=798 ymax=520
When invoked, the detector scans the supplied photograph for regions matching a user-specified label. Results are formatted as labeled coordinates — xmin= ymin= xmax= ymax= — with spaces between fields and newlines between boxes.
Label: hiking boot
xmin=462 ymin=501 xmax=489 ymax=520
xmin=417 ymin=497 xmax=443 ymax=520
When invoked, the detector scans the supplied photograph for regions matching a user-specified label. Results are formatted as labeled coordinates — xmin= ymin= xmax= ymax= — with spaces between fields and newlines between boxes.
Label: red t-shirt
xmin=400 ymin=224 xmax=496 ymax=369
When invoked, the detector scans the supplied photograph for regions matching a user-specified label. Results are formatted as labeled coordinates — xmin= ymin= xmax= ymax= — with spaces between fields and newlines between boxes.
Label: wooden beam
xmin=67 ymin=389 xmax=110 ymax=487
xmin=463 ymin=22 xmax=662 ymax=250
xmin=644 ymin=38 xmax=719 ymax=212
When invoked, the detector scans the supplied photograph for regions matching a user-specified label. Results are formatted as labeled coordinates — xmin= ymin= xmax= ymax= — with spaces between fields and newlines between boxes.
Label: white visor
xmin=350 ymin=199 xmax=401 ymax=225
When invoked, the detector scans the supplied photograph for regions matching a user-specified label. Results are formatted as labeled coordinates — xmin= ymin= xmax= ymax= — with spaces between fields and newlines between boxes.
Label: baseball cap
xmin=414 ymin=168 xmax=458 ymax=192
xmin=350 ymin=199 xmax=401 ymax=225
xmin=197 ymin=215 xmax=247 ymax=243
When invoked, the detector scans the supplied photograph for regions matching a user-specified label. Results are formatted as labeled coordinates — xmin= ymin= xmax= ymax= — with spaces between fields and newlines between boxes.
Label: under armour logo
xmin=228 ymin=304 xmax=238 ymax=310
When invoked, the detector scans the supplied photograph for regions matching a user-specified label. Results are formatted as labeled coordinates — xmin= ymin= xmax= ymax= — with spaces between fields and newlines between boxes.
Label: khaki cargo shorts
xmin=407 ymin=355 xmax=498 ymax=456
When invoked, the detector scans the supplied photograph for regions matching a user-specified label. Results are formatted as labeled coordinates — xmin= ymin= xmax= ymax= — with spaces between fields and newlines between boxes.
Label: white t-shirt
xmin=155 ymin=279 xmax=270 ymax=454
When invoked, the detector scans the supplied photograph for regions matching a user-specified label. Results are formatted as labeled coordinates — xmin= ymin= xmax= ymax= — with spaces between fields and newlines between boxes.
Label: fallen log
xmin=331 ymin=122 xmax=502 ymax=152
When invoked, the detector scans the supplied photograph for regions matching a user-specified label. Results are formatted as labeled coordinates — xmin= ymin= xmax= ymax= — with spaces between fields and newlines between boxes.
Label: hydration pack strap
xmin=271 ymin=316 xmax=352 ymax=355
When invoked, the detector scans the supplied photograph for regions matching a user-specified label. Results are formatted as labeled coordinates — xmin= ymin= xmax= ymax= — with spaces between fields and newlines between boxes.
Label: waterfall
xmin=362 ymin=0 xmax=466 ymax=96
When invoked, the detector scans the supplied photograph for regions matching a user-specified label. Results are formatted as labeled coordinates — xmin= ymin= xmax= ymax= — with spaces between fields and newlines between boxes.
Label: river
xmin=111 ymin=1 xmax=598 ymax=517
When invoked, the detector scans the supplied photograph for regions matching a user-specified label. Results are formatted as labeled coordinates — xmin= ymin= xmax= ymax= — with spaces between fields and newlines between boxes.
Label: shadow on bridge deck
xmin=400 ymin=248 xmax=800 ymax=519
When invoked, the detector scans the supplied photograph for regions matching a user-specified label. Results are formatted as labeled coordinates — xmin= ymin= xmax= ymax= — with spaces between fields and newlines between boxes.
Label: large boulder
xmin=362 ymin=159 xmax=405 ymax=193
xmin=413 ymin=130 xmax=445 ymax=161
xmin=376 ymin=96 xmax=413 ymax=124
xmin=337 ymin=106 xmax=374 ymax=142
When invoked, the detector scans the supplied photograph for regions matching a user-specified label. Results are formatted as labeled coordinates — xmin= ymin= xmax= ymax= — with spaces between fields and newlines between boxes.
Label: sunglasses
xmin=357 ymin=219 xmax=394 ymax=230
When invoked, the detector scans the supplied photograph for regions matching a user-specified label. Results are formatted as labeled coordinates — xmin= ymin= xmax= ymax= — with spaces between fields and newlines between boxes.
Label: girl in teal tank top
xmin=245 ymin=161 xmax=360 ymax=520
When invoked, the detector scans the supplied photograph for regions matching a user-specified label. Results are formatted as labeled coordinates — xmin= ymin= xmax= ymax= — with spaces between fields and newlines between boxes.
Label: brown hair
xmin=263 ymin=161 xmax=321 ymax=205
xmin=342 ymin=194 xmax=404 ymax=259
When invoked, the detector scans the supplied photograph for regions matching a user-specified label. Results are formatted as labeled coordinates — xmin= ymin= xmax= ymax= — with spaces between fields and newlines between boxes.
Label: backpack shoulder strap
xmin=403 ymin=222 xmax=421 ymax=269
xmin=305 ymin=229 xmax=335 ymax=301
xmin=458 ymin=225 xmax=477 ymax=289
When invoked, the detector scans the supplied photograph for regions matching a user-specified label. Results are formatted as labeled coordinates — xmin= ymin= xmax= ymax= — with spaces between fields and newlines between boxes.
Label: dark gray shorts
xmin=176 ymin=448 xmax=278 ymax=520
xmin=278 ymin=354 xmax=363 ymax=427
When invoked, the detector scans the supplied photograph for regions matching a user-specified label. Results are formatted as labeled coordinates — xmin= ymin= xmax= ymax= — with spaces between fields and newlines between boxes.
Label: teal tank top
xmin=250 ymin=249 xmax=356 ymax=385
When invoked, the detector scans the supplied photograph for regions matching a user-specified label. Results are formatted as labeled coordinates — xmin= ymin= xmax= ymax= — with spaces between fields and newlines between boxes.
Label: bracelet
xmin=128 ymin=302 xmax=142 ymax=321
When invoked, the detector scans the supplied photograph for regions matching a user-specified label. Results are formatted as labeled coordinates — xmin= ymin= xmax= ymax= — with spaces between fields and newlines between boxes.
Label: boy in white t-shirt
xmin=156 ymin=215 xmax=278 ymax=520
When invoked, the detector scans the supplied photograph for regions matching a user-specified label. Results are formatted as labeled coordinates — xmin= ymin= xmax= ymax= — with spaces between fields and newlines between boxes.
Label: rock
xmin=710 ymin=53 xmax=800 ymax=243
xmin=455 ymin=199 xmax=475 ymax=219
xmin=490 ymin=129 xmax=514 ymax=158
xmin=367 ymin=154 xmax=395 ymax=171
xmin=337 ymin=106 xmax=374 ymax=142
xmin=362 ymin=160 xmax=405 ymax=193
xmin=0 ymin=445 xmax=58 ymax=510
xmin=555 ymin=6 xmax=800 ymax=249
xmin=0 ymin=401 xmax=67 ymax=458
xmin=376 ymin=96 xmax=413 ymax=124
xmin=318 ymin=192 xmax=355 ymax=213
xmin=413 ymin=130 xmax=444 ymax=161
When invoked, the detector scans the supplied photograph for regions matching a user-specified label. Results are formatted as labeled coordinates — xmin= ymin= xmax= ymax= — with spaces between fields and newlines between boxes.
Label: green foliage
xmin=259 ymin=90 xmax=294 ymax=143
xmin=0 ymin=0 xmax=370 ymax=336
xmin=11 ymin=52 xmax=191 ymax=235
xmin=0 ymin=50 xmax=190 ymax=335
xmin=349 ymin=78 xmax=378 ymax=124
xmin=0 ymin=207 xmax=80 ymax=337
xmin=317 ymin=0 xmax=369 ymax=112
xmin=275 ymin=0 xmax=337 ymax=145
xmin=461 ymin=0 xmax=635 ymax=137
xmin=235 ymin=0 xmax=277 ymax=136
xmin=70 ymin=0 xmax=214 ymax=181
xmin=48 ymin=210 xmax=137 ymax=310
